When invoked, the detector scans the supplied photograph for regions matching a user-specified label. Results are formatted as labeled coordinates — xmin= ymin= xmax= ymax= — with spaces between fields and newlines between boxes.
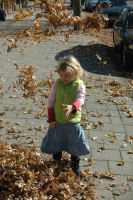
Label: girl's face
xmin=59 ymin=71 xmax=75 ymax=84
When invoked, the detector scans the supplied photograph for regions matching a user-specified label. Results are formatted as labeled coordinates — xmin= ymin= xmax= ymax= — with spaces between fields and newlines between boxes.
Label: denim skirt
xmin=41 ymin=123 xmax=90 ymax=156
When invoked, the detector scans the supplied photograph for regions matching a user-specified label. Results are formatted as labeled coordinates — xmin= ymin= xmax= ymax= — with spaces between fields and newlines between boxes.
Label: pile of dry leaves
xmin=0 ymin=142 xmax=96 ymax=200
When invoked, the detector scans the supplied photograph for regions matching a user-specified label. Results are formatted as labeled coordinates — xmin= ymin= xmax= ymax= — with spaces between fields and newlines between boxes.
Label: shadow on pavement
xmin=55 ymin=43 xmax=133 ymax=78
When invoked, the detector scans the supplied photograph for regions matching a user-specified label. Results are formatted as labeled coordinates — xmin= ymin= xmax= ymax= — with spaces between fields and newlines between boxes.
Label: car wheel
xmin=121 ymin=47 xmax=129 ymax=70
xmin=0 ymin=10 xmax=6 ymax=21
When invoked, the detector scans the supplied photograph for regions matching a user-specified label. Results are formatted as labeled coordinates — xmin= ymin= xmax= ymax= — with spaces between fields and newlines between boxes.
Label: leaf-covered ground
xmin=0 ymin=142 xmax=96 ymax=200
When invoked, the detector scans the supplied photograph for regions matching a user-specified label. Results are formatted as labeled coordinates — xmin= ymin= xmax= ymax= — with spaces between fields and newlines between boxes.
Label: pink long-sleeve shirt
xmin=47 ymin=81 xmax=86 ymax=122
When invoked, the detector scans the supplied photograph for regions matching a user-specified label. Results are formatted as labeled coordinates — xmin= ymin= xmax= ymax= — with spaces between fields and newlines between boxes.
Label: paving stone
xmin=101 ymin=124 xmax=125 ymax=133
xmin=120 ymin=151 xmax=133 ymax=162
xmin=93 ymin=160 xmax=109 ymax=173
xmin=110 ymin=117 xmax=123 ymax=125
xmin=0 ymin=29 xmax=133 ymax=195
xmin=95 ymin=189 xmax=114 ymax=200
xmin=123 ymin=125 xmax=133 ymax=133
xmin=119 ymin=111 xmax=130 ymax=118
xmin=121 ymin=117 xmax=133 ymax=125
xmin=128 ymin=176 xmax=133 ymax=192
xmin=115 ymin=192 xmax=133 ymax=200
xmin=108 ymin=161 xmax=133 ymax=176
xmin=92 ymin=149 xmax=121 ymax=161
xmin=104 ymin=110 xmax=120 ymax=117
xmin=107 ymin=104 xmax=119 ymax=111
xmin=94 ymin=178 xmax=116 ymax=190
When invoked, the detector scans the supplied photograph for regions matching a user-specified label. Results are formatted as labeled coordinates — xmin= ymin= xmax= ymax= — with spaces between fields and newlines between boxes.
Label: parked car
xmin=110 ymin=0 xmax=127 ymax=7
xmin=0 ymin=9 xmax=6 ymax=21
xmin=101 ymin=0 xmax=127 ymax=26
xmin=113 ymin=5 xmax=133 ymax=69
xmin=99 ymin=0 xmax=111 ymax=8
xmin=85 ymin=0 xmax=100 ymax=12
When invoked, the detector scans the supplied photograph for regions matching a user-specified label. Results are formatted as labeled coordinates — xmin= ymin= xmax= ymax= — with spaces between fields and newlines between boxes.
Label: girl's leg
xmin=71 ymin=155 xmax=80 ymax=176
xmin=53 ymin=152 xmax=62 ymax=161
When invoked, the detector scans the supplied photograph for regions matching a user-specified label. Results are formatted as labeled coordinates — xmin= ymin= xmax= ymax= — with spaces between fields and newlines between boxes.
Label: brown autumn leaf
xmin=24 ymin=109 xmax=32 ymax=114
xmin=118 ymin=160 xmax=125 ymax=166
xmin=88 ymin=158 xmax=94 ymax=166
xmin=91 ymin=136 xmax=97 ymax=141
xmin=128 ymin=177 xmax=133 ymax=181
xmin=100 ymin=145 xmax=106 ymax=150
xmin=124 ymin=136 xmax=132 ymax=143
xmin=93 ymin=171 xmax=115 ymax=180
xmin=14 ymin=62 xmax=19 ymax=69
xmin=128 ymin=111 xmax=133 ymax=117
xmin=120 ymin=188 xmax=129 ymax=194
xmin=120 ymin=144 xmax=127 ymax=148
xmin=35 ymin=125 xmax=44 ymax=131
xmin=66 ymin=33 xmax=70 ymax=40
xmin=128 ymin=151 xmax=133 ymax=154
xmin=19 ymin=48 xmax=24 ymax=55
xmin=113 ymin=191 xmax=121 ymax=196
xmin=50 ymin=70 xmax=53 ymax=79
xmin=98 ymin=121 xmax=106 ymax=126
xmin=111 ymin=139 xmax=116 ymax=143
xmin=85 ymin=123 xmax=93 ymax=130
xmin=92 ymin=113 xmax=102 ymax=117
xmin=14 ymin=122 xmax=22 ymax=125
xmin=0 ymin=112 xmax=5 ymax=116
xmin=0 ymin=118 xmax=3 ymax=122
xmin=7 ymin=38 xmax=18 ymax=52
xmin=8 ymin=127 xmax=16 ymax=133
xmin=0 ymin=124 xmax=5 ymax=129
xmin=128 ymin=78 xmax=133 ymax=87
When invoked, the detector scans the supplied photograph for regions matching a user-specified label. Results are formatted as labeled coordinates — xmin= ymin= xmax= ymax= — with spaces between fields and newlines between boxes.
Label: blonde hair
xmin=56 ymin=56 xmax=83 ymax=78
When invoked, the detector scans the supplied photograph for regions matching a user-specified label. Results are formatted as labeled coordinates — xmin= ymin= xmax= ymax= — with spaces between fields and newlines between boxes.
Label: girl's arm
xmin=47 ymin=81 xmax=57 ymax=123
xmin=72 ymin=84 xmax=86 ymax=113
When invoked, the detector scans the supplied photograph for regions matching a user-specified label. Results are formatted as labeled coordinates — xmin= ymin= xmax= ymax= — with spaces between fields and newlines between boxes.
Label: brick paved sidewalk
xmin=0 ymin=33 xmax=133 ymax=200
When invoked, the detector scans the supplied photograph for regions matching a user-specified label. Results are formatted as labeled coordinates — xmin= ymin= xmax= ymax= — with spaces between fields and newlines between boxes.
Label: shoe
xmin=72 ymin=166 xmax=80 ymax=176
xmin=71 ymin=155 xmax=80 ymax=177
xmin=53 ymin=152 xmax=62 ymax=162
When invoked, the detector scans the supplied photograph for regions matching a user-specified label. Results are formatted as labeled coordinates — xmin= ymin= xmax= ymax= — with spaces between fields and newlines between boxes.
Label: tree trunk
xmin=73 ymin=0 xmax=81 ymax=30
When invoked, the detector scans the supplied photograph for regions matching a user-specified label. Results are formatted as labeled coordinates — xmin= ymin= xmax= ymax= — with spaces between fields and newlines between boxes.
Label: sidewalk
xmin=0 ymin=30 xmax=133 ymax=199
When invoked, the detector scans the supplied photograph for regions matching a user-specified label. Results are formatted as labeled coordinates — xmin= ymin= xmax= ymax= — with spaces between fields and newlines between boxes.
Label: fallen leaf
xmin=128 ymin=177 xmax=133 ymax=181
xmin=35 ymin=125 xmax=44 ymax=131
xmin=118 ymin=160 xmax=125 ymax=166
xmin=8 ymin=127 xmax=16 ymax=133
xmin=0 ymin=112 xmax=5 ymax=116
xmin=113 ymin=191 xmax=121 ymax=196
xmin=128 ymin=151 xmax=133 ymax=154
xmin=120 ymin=144 xmax=127 ymax=148
xmin=91 ymin=136 xmax=97 ymax=141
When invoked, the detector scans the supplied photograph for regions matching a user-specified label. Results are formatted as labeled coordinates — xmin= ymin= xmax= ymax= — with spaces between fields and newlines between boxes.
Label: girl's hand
xmin=62 ymin=104 xmax=75 ymax=119
xmin=50 ymin=121 xmax=58 ymax=129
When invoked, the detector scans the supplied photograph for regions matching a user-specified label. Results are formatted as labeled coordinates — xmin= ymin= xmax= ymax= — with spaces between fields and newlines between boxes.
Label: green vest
xmin=54 ymin=78 xmax=83 ymax=123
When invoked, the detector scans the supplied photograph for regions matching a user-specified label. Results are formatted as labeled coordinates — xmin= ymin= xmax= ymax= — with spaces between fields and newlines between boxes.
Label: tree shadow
xmin=55 ymin=43 xmax=133 ymax=78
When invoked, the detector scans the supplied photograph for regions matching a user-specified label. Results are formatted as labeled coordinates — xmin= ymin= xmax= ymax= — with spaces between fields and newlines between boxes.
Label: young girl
xmin=41 ymin=56 xmax=90 ymax=176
